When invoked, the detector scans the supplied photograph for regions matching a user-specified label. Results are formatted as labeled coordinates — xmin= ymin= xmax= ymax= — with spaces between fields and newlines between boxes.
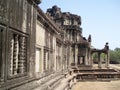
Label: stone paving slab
xmin=72 ymin=80 xmax=120 ymax=90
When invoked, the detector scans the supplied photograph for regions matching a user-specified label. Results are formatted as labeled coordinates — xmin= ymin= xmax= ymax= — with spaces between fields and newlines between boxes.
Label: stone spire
xmin=88 ymin=34 xmax=92 ymax=42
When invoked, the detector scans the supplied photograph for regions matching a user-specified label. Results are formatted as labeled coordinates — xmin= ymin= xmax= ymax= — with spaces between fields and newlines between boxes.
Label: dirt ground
xmin=72 ymin=80 xmax=120 ymax=90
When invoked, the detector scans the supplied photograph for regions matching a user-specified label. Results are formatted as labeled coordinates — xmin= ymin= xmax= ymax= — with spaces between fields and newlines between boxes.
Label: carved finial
xmin=104 ymin=42 xmax=109 ymax=50
xmin=88 ymin=34 xmax=91 ymax=42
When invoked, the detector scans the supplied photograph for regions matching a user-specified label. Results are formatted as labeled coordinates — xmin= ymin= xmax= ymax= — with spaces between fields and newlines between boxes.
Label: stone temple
xmin=0 ymin=0 xmax=120 ymax=90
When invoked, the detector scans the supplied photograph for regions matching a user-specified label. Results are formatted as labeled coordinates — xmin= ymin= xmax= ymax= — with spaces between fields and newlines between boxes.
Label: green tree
xmin=110 ymin=47 xmax=120 ymax=64
xmin=92 ymin=53 xmax=98 ymax=63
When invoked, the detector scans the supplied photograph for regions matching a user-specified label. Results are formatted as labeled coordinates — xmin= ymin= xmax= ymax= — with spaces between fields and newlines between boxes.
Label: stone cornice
xmin=37 ymin=6 xmax=63 ymax=35
xmin=28 ymin=0 xmax=41 ymax=4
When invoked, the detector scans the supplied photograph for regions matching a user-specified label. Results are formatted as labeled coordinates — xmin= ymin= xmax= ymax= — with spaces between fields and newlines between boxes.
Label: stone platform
xmin=71 ymin=64 xmax=120 ymax=81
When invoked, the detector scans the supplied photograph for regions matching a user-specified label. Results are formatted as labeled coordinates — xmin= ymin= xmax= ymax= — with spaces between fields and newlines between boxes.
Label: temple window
xmin=8 ymin=31 xmax=28 ymax=77
xmin=35 ymin=48 xmax=41 ymax=72
xmin=73 ymin=20 xmax=78 ymax=25
xmin=64 ymin=19 xmax=71 ymax=25
xmin=56 ymin=20 xmax=62 ymax=25
xmin=44 ymin=50 xmax=49 ymax=71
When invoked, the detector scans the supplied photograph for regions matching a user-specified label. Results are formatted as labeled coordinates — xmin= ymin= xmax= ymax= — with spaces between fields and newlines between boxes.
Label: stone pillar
xmin=88 ymin=49 xmax=91 ymax=65
xmin=53 ymin=37 xmax=57 ymax=71
xmin=83 ymin=56 xmax=85 ymax=65
xmin=90 ymin=53 xmax=93 ymax=66
xmin=105 ymin=52 xmax=110 ymax=68
xmin=73 ymin=46 xmax=75 ymax=64
xmin=98 ymin=52 xmax=102 ymax=68
xmin=75 ymin=45 xmax=78 ymax=65
xmin=85 ymin=48 xmax=88 ymax=65
xmin=71 ymin=47 xmax=74 ymax=64
xmin=77 ymin=56 xmax=80 ymax=65
xmin=70 ymin=30 xmax=72 ymax=41
xmin=67 ymin=46 xmax=70 ymax=68
xmin=46 ymin=51 xmax=49 ymax=71
xmin=69 ymin=46 xmax=72 ymax=65
xmin=60 ymin=45 xmax=62 ymax=70
xmin=104 ymin=42 xmax=109 ymax=68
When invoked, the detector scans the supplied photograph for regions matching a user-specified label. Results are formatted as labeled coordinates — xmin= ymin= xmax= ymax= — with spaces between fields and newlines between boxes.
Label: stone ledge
xmin=54 ymin=74 xmax=77 ymax=90
xmin=33 ymin=74 xmax=64 ymax=90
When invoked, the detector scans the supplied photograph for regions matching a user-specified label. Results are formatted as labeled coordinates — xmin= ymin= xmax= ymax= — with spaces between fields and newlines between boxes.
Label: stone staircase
xmin=74 ymin=68 xmax=120 ymax=81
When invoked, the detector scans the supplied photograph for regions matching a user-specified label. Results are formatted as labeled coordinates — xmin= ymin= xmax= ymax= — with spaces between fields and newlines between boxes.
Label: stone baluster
xmin=18 ymin=36 xmax=26 ymax=74
xmin=13 ymin=34 xmax=19 ymax=75
xmin=9 ymin=34 xmax=14 ymax=76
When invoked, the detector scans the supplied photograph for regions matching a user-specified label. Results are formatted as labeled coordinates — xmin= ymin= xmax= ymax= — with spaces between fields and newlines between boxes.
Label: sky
xmin=39 ymin=0 xmax=120 ymax=50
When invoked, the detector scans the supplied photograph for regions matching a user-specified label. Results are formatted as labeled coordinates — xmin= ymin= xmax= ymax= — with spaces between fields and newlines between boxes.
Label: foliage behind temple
xmin=110 ymin=48 xmax=120 ymax=64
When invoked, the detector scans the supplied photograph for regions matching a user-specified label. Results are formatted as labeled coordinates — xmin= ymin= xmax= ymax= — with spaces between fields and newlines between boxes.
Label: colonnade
xmin=91 ymin=43 xmax=110 ymax=68
xmin=97 ymin=52 xmax=109 ymax=68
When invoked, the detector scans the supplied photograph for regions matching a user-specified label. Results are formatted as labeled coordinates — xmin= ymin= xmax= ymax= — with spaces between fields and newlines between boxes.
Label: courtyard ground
xmin=72 ymin=80 xmax=120 ymax=90
xmin=72 ymin=64 xmax=120 ymax=90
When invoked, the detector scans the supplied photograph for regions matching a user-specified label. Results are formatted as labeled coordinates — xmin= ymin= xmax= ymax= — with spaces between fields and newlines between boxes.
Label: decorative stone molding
xmin=34 ymin=0 xmax=41 ymax=4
